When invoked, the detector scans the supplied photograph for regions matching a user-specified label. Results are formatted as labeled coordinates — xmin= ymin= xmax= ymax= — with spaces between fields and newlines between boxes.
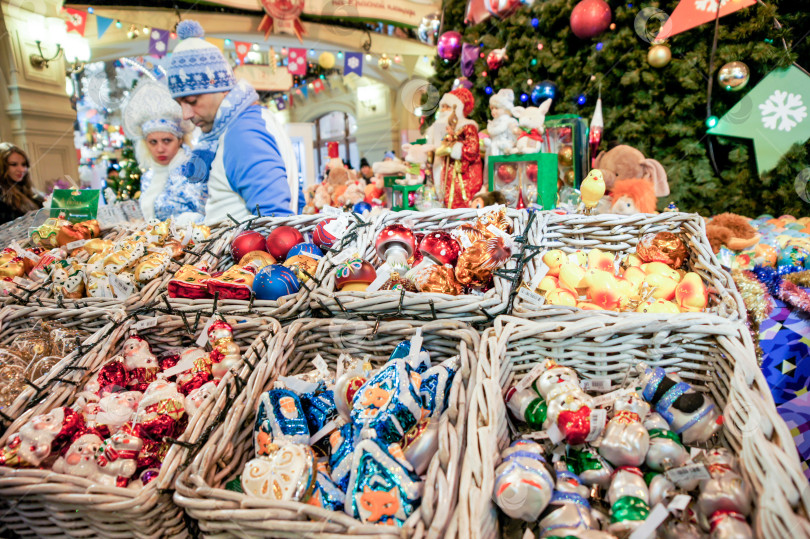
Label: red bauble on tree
xmin=570 ymin=0 xmax=612 ymax=39
xmin=231 ymin=230 xmax=267 ymax=261
xmin=265 ymin=226 xmax=304 ymax=261
xmin=486 ymin=47 xmax=507 ymax=71
xmin=497 ymin=163 xmax=517 ymax=184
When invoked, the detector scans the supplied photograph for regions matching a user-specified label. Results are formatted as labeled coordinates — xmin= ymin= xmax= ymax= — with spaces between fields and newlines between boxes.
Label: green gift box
xmin=487 ymin=152 xmax=558 ymax=210
xmin=544 ymin=114 xmax=589 ymax=189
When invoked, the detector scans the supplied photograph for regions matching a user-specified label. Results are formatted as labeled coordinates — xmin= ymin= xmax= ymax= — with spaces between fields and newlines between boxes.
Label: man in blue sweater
xmin=166 ymin=20 xmax=304 ymax=224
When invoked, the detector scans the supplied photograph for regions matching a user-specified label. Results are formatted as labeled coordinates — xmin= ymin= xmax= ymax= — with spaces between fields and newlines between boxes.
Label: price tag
xmin=567 ymin=252 xmax=581 ymax=265
xmin=591 ymin=387 xmax=631 ymax=408
xmin=581 ymin=378 xmax=612 ymax=393
xmin=147 ymin=235 xmax=160 ymax=244
xmin=665 ymin=463 xmax=711 ymax=484
xmin=365 ymin=266 xmax=391 ymax=293
xmin=196 ymin=317 xmax=217 ymax=347
xmin=518 ymin=287 xmax=546 ymax=307
xmin=12 ymin=276 xmax=34 ymax=287
xmin=515 ymin=362 xmax=546 ymax=393
xmin=486 ymin=224 xmax=511 ymax=240
xmin=667 ymin=494 xmax=691 ymax=512
xmin=322 ymin=205 xmax=341 ymax=216
xmin=546 ymin=423 xmax=564 ymax=444
xmin=690 ymin=447 xmax=704 ymax=459
xmin=528 ymin=255 xmax=550 ymax=291
xmin=457 ymin=233 xmax=473 ymax=249
xmin=8 ymin=241 xmax=25 ymax=254
xmin=132 ymin=317 xmax=158 ymax=330
xmin=629 ymin=503 xmax=669 ymax=539
xmin=279 ymin=375 xmax=319 ymax=395
xmin=313 ymin=354 xmax=330 ymax=377
xmin=477 ymin=203 xmax=505 ymax=217
xmin=331 ymin=250 xmax=352 ymax=266
xmin=521 ymin=431 xmax=549 ymax=441
xmin=107 ymin=273 xmax=134 ymax=299
xmin=585 ymin=409 xmax=607 ymax=442
xmin=66 ymin=239 xmax=89 ymax=251
xmin=162 ymin=354 xmax=198 ymax=377
xmin=306 ymin=252 xmax=323 ymax=261
xmin=19 ymin=249 xmax=40 ymax=262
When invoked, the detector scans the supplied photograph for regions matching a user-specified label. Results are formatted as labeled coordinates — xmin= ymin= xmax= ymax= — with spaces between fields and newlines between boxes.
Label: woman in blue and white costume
xmin=122 ymin=79 xmax=207 ymax=223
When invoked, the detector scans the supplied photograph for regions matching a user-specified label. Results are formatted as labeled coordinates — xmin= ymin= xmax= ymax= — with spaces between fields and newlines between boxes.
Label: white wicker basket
xmin=512 ymin=211 xmax=746 ymax=321
xmin=310 ymin=208 xmax=531 ymax=322
xmin=452 ymin=314 xmax=810 ymax=539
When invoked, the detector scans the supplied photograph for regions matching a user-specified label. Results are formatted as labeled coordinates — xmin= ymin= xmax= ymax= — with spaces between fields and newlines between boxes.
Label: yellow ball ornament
xmin=318 ymin=52 xmax=335 ymax=69
xmin=647 ymin=44 xmax=671 ymax=68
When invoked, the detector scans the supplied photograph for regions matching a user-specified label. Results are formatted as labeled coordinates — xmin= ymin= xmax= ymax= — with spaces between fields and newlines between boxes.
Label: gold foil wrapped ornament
xmin=451 ymin=224 xmax=486 ymax=251
xmin=168 ymin=265 xmax=211 ymax=299
xmin=76 ymin=238 xmax=114 ymax=257
xmin=475 ymin=208 xmax=513 ymax=237
xmin=239 ymin=251 xmax=276 ymax=270
xmin=0 ymin=255 xmax=25 ymax=279
xmin=636 ymin=232 xmax=687 ymax=269
xmin=284 ymin=255 xmax=319 ymax=283
xmin=56 ymin=219 xmax=101 ymax=247
xmin=30 ymin=217 xmax=70 ymax=248
xmin=51 ymin=262 xmax=85 ymax=299
xmin=455 ymin=237 xmax=513 ymax=288
xmin=206 ymin=265 xmax=256 ymax=300
xmin=133 ymin=252 xmax=171 ymax=283
xmin=414 ymin=264 xmax=463 ymax=295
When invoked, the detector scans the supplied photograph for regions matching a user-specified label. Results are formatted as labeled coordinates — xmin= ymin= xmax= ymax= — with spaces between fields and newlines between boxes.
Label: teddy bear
xmin=337 ymin=180 xmax=366 ymax=207
xmin=705 ymin=213 xmax=760 ymax=253
xmin=512 ymin=99 xmax=553 ymax=155
xmin=364 ymin=175 xmax=386 ymax=205
xmin=593 ymin=145 xmax=669 ymax=195
xmin=400 ymin=141 xmax=436 ymax=185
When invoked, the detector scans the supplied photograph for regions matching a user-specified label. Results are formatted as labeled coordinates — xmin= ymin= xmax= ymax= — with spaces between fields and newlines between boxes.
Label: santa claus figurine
xmin=0 ymin=407 xmax=85 ymax=468
xmin=208 ymin=320 xmax=241 ymax=381
xmin=128 ymin=379 xmax=187 ymax=472
xmin=53 ymin=433 xmax=105 ymax=479
xmin=434 ymin=87 xmax=483 ymax=209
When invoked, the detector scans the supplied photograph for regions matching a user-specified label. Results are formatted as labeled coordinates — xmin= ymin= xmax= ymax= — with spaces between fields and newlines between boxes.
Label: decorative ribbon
xmin=519 ymin=127 xmax=545 ymax=143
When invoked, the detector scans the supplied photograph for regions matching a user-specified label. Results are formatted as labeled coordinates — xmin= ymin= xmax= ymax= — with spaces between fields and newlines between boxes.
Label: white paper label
xmin=486 ymin=224 xmax=511 ymax=240
xmin=521 ymin=431 xmax=549 ymax=441
xmin=581 ymin=378 xmax=612 ymax=393
xmin=528 ymin=256 xmax=550 ymax=290
xmin=365 ymin=266 xmax=391 ymax=293
xmin=313 ymin=354 xmax=330 ymax=376
xmin=66 ymin=239 xmax=88 ymax=250
xmin=132 ymin=318 xmax=158 ymax=330
xmin=9 ymin=241 xmax=25 ymax=255
xmin=666 ymin=463 xmax=711 ymax=484
xmin=690 ymin=447 xmax=704 ymax=459
xmin=591 ymin=388 xmax=631 ymax=408
xmin=518 ymin=287 xmax=546 ymax=307
xmin=12 ymin=276 xmax=34 ymax=287
xmin=196 ymin=317 xmax=217 ymax=347
xmin=162 ymin=354 xmax=198 ymax=378
xmin=567 ymin=252 xmax=581 ymax=265
xmin=546 ymin=423 xmax=564 ymax=444
xmin=108 ymin=273 xmax=134 ymax=299
xmin=147 ymin=235 xmax=160 ymax=244
xmin=668 ymin=494 xmax=691 ymax=512
xmin=515 ymin=363 xmax=546 ymax=393
xmin=306 ymin=252 xmax=323 ymax=261
xmin=458 ymin=233 xmax=473 ymax=249
xmin=477 ymin=204 xmax=506 ymax=217
xmin=331 ymin=250 xmax=352 ymax=265
xmin=629 ymin=503 xmax=669 ymax=539
xmin=322 ymin=205 xmax=341 ymax=216
xmin=323 ymin=215 xmax=350 ymax=240
xmin=586 ymin=409 xmax=607 ymax=442
xmin=19 ymin=249 xmax=40 ymax=262
xmin=278 ymin=376 xmax=319 ymax=395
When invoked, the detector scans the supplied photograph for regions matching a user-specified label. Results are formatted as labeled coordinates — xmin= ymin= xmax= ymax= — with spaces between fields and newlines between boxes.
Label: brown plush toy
xmin=471 ymin=191 xmax=507 ymax=208
xmin=593 ymin=145 xmax=669 ymax=196
xmin=705 ymin=213 xmax=760 ymax=254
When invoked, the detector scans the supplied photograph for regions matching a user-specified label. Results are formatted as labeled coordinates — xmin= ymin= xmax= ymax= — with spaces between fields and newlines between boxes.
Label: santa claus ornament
xmin=434 ymin=87 xmax=483 ymax=209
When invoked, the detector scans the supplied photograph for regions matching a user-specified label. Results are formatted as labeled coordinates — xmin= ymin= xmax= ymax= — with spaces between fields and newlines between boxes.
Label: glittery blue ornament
xmin=301 ymin=389 xmax=337 ymax=435
xmin=287 ymin=242 xmax=323 ymax=259
xmin=351 ymin=359 xmax=423 ymax=444
xmin=328 ymin=421 xmax=358 ymax=490
xmin=531 ymin=81 xmax=557 ymax=105
xmin=253 ymin=264 xmax=301 ymax=301
xmin=344 ymin=437 xmax=423 ymax=526
xmin=310 ymin=464 xmax=346 ymax=511
xmin=389 ymin=340 xmax=430 ymax=373
xmin=254 ymin=389 xmax=310 ymax=455
xmin=353 ymin=201 xmax=372 ymax=215
xmin=778 ymin=244 xmax=809 ymax=268
xmin=420 ymin=356 xmax=460 ymax=419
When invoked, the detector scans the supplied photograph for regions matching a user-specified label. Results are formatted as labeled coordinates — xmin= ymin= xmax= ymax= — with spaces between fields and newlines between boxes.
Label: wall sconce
xmin=30 ymin=40 xmax=63 ymax=69
xmin=360 ymin=100 xmax=377 ymax=112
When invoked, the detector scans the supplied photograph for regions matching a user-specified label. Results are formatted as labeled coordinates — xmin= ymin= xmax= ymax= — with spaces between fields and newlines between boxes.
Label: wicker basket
xmin=0 ymin=311 xmax=281 ymax=538
xmin=310 ymin=208 xmax=530 ymax=323
xmin=174 ymin=317 xmax=480 ymax=538
xmin=0 ymin=209 xmax=38 ymax=248
xmin=511 ymin=211 xmax=746 ymax=321
xmin=0 ymin=304 xmax=124 ymax=434
xmin=163 ymin=214 xmax=370 ymax=320
xmin=452 ymin=314 xmax=810 ymax=539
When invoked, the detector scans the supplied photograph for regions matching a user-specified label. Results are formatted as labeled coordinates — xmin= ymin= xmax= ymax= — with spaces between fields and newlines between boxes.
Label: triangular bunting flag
xmin=234 ymin=41 xmax=251 ymax=64
xmin=288 ymin=48 xmax=308 ymax=75
xmin=708 ymin=66 xmax=810 ymax=175
xmin=96 ymin=16 xmax=113 ymax=39
xmin=148 ymin=29 xmax=170 ymax=58
xmin=657 ymin=0 xmax=756 ymax=41
xmin=313 ymin=79 xmax=325 ymax=93
xmin=344 ymin=52 xmax=363 ymax=76
xmin=64 ymin=7 xmax=87 ymax=36
xmin=401 ymin=55 xmax=418 ymax=77
xmin=275 ymin=96 xmax=286 ymax=110
xmin=300 ymin=85 xmax=308 ymax=98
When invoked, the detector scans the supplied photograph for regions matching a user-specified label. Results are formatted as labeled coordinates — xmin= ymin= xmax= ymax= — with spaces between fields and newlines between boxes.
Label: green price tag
xmin=50 ymin=189 xmax=100 ymax=222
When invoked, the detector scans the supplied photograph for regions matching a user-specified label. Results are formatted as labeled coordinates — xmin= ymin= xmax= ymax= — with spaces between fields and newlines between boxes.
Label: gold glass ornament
xmin=558 ymin=145 xmax=574 ymax=167
xmin=647 ymin=44 xmax=671 ymax=68
xmin=717 ymin=61 xmax=750 ymax=92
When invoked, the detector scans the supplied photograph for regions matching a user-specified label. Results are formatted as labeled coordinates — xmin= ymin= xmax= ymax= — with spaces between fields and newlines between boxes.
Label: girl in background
xmin=0 ymin=144 xmax=41 ymax=223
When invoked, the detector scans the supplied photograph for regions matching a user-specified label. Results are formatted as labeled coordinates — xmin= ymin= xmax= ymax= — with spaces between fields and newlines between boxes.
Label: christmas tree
xmin=108 ymin=139 xmax=142 ymax=201
xmin=431 ymin=0 xmax=810 ymax=215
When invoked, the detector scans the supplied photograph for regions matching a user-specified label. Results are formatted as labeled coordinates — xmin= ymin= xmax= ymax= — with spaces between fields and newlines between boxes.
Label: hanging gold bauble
xmin=558 ymin=145 xmax=574 ymax=167
xmin=717 ymin=61 xmax=750 ymax=92
xmin=378 ymin=53 xmax=392 ymax=70
xmin=647 ymin=44 xmax=671 ymax=68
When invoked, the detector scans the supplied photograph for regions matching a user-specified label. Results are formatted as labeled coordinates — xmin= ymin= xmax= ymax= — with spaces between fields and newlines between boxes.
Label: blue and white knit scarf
xmin=181 ymin=79 xmax=259 ymax=183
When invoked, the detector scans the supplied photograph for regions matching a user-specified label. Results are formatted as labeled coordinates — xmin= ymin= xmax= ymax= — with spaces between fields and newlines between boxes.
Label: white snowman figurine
xmin=492 ymin=440 xmax=555 ymax=521
xmin=643 ymin=412 xmax=689 ymax=472
xmin=598 ymin=391 xmax=650 ymax=468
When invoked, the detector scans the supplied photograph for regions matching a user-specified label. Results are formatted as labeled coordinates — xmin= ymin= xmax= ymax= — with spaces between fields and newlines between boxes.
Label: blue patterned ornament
xmin=419 ymin=356 xmax=460 ymax=419
xmin=351 ymin=358 xmax=424 ymax=444
xmin=309 ymin=462 xmax=346 ymax=511
xmin=389 ymin=339 xmax=431 ymax=373
xmin=345 ymin=437 xmax=423 ymax=527
xmin=778 ymin=244 xmax=810 ymax=268
xmin=300 ymin=389 xmax=337 ymax=435
xmin=254 ymin=388 xmax=310 ymax=456
xmin=328 ymin=421 xmax=358 ymax=490
xmin=287 ymin=242 xmax=323 ymax=259
xmin=253 ymin=264 xmax=301 ymax=301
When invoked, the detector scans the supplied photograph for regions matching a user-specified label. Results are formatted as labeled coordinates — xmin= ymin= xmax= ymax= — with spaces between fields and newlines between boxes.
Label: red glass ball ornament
xmin=526 ymin=163 xmax=538 ymax=182
xmin=570 ymin=0 xmax=612 ymax=39
xmin=486 ymin=50 xmax=504 ymax=71
xmin=419 ymin=232 xmax=461 ymax=266
xmin=437 ymin=31 xmax=463 ymax=61
xmin=375 ymin=225 xmax=417 ymax=261
xmin=231 ymin=230 xmax=267 ymax=261
xmin=265 ymin=226 xmax=304 ymax=261
xmin=312 ymin=218 xmax=337 ymax=251
xmin=497 ymin=163 xmax=518 ymax=184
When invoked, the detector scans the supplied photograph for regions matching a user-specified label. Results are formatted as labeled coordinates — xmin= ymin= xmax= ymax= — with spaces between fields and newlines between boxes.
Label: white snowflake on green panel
xmin=694 ymin=0 xmax=729 ymax=12
xmin=759 ymin=90 xmax=807 ymax=132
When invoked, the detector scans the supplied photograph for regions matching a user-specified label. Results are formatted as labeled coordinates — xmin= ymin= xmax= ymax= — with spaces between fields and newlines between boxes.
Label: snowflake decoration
xmin=694 ymin=0 xmax=729 ymax=12
xmin=348 ymin=57 xmax=360 ymax=70
xmin=759 ymin=90 xmax=808 ymax=132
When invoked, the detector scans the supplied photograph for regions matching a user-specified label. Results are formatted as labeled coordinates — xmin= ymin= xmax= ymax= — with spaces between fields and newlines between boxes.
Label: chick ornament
xmin=580 ymin=169 xmax=606 ymax=215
